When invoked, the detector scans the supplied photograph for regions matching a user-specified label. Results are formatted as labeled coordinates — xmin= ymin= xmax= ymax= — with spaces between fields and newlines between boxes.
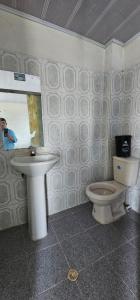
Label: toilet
xmin=86 ymin=156 xmax=139 ymax=224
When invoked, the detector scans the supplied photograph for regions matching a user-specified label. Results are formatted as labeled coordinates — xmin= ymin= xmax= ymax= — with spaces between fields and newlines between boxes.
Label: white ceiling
xmin=0 ymin=0 xmax=140 ymax=45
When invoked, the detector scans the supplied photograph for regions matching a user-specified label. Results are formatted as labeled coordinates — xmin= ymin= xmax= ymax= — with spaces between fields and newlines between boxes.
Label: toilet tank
xmin=113 ymin=156 xmax=139 ymax=186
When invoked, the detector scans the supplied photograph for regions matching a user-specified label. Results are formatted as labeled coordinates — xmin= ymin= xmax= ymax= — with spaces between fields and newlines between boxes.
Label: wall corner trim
xmin=105 ymin=39 xmax=124 ymax=48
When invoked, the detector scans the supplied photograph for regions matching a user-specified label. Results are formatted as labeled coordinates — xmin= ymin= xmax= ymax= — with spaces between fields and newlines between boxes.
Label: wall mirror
xmin=0 ymin=70 xmax=44 ymax=150
xmin=0 ymin=91 xmax=44 ymax=150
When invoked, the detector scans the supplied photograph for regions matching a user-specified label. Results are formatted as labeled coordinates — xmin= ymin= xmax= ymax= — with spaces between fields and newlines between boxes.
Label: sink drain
xmin=67 ymin=268 xmax=79 ymax=282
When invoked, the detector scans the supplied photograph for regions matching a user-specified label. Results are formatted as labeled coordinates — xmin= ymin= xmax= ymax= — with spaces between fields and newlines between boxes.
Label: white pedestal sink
xmin=10 ymin=154 xmax=59 ymax=241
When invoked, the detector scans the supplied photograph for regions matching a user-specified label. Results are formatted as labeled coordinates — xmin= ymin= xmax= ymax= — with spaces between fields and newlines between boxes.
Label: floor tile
xmin=0 ymin=244 xmax=69 ymax=299
xmin=107 ymin=242 xmax=140 ymax=298
xmin=72 ymin=206 xmax=97 ymax=230
xmin=0 ymin=225 xmax=26 ymax=265
xmin=48 ymin=208 xmax=73 ymax=223
xmin=77 ymin=257 xmax=136 ymax=300
xmin=23 ymin=223 xmax=58 ymax=254
xmin=70 ymin=201 xmax=92 ymax=214
xmin=129 ymin=236 xmax=140 ymax=249
xmin=48 ymin=202 xmax=92 ymax=223
xmin=113 ymin=214 xmax=140 ymax=240
xmin=61 ymin=231 xmax=102 ymax=271
xmin=0 ymin=202 xmax=140 ymax=300
xmin=128 ymin=209 xmax=140 ymax=225
xmin=37 ymin=280 xmax=83 ymax=300
xmin=0 ymin=253 xmax=33 ymax=300
xmin=87 ymin=223 xmax=128 ymax=255
xmin=0 ymin=223 xmax=58 ymax=268
xmin=28 ymin=244 xmax=69 ymax=295
xmin=51 ymin=214 xmax=83 ymax=241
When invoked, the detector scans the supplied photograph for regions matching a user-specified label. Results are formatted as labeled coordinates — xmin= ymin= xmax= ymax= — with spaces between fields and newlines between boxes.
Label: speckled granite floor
xmin=0 ymin=202 xmax=140 ymax=299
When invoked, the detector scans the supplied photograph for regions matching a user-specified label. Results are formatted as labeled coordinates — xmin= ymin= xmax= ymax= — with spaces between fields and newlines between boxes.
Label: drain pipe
xmin=124 ymin=189 xmax=131 ymax=211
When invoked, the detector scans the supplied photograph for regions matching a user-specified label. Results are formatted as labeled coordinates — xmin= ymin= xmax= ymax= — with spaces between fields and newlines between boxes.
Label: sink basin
xmin=10 ymin=153 xmax=59 ymax=241
xmin=10 ymin=153 xmax=59 ymax=176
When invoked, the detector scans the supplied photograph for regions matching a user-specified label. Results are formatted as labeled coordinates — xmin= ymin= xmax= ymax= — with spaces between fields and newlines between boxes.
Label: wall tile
xmin=64 ymin=121 xmax=77 ymax=144
xmin=47 ymin=93 xmax=61 ymax=117
xmin=79 ymin=122 xmax=90 ymax=142
xmin=14 ymin=179 xmax=27 ymax=202
xmin=45 ymin=62 xmax=60 ymax=89
xmin=110 ymin=121 xmax=122 ymax=139
xmin=112 ymin=97 xmax=120 ymax=117
xmin=123 ymin=70 xmax=134 ymax=93
xmin=48 ymin=122 xmax=62 ymax=145
xmin=111 ymin=72 xmax=122 ymax=94
xmin=79 ymin=166 xmax=91 ymax=185
xmin=0 ymin=182 xmax=11 ymax=205
xmin=24 ymin=57 xmax=41 ymax=76
xmin=49 ymin=170 xmax=63 ymax=191
xmin=65 ymin=148 xmax=78 ymax=166
xmin=65 ymin=169 xmax=77 ymax=189
xmin=0 ymin=209 xmax=12 ymax=230
xmin=66 ymin=190 xmax=79 ymax=208
xmin=47 ymin=191 xmax=67 ymax=214
xmin=79 ymin=96 xmax=90 ymax=118
xmin=2 ymin=52 xmax=20 ymax=72
xmin=0 ymin=153 xmax=7 ymax=179
xmin=78 ymin=70 xmax=89 ymax=93
xmin=94 ymin=99 xmax=102 ymax=117
xmin=121 ymin=94 xmax=132 ymax=117
xmin=1 ymin=48 xmax=140 ymax=229
xmin=79 ymin=146 xmax=90 ymax=164
xmin=63 ymin=65 xmax=76 ymax=91
xmin=93 ymin=73 xmax=104 ymax=94
xmin=136 ymin=65 xmax=140 ymax=90
xmin=133 ymin=121 xmax=140 ymax=141
xmin=64 ymin=95 xmax=76 ymax=117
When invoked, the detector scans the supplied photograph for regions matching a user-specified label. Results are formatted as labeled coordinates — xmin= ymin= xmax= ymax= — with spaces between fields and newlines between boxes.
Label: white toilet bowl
xmin=86 ymin=180 xmax=126 ymax=224
xmin=86 ymin=156 xmax=139 ymax=224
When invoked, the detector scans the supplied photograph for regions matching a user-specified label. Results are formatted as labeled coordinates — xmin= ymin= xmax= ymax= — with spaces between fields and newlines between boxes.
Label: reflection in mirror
xmin=0 ymin=92 xmax=44 ymax=150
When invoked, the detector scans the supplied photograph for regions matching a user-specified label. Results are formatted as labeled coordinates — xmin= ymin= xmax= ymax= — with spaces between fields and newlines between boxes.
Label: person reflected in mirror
xmin=0 ymin=118 xmax=17 ymax=150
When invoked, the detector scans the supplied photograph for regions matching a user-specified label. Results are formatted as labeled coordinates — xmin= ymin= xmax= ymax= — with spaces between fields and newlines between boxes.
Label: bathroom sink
xmin=10 ymin=153 xmax=59 ymax=176
xmin=10 ymin=153 xmax=60 ymax=241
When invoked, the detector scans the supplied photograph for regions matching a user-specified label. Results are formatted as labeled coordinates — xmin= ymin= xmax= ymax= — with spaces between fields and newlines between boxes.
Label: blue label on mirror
xmin=14 ymin=72 xmax=25 ymax=81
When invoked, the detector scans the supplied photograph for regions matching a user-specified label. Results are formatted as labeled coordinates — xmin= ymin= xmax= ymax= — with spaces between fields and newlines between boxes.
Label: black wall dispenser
xmin=115 ymin=135 xmax=131 ymax=157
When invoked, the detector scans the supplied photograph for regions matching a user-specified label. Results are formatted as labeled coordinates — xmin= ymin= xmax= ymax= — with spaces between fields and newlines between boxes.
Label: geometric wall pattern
xmin=0 ymin=47 xmax=140 ymax=230
xmin=106 ymin=66 xmax=140 ymax=212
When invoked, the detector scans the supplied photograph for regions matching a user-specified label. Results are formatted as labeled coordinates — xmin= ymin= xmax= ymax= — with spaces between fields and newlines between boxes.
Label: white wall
xmin=1 ymin=10 xmax=140 ymax=83
xmin=0 ymin=9 xmax=106 ymax=229
xmin=124 ymin=34 xmax=140 ymax=68
xmin=104 ymin=36 xmax=140 ymax=214
xmin=1 ymin=7 xmax=140 ymax=226
xmin=104 ymin=35 xmax=140 ymax=71
xmin=104 ymin=40 xmax=124 ymax=72
xmin=0 ymin=10 xmax=105 ymax=71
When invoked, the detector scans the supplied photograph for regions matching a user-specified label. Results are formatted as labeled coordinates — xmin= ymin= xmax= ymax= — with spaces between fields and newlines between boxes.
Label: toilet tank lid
xmin=113 ymin=156 xmax=139 ymax=164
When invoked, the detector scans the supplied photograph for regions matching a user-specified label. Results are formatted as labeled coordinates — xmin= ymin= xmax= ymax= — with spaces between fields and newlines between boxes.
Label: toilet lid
xmin=92 ymin=188 xmax=114 ymax=195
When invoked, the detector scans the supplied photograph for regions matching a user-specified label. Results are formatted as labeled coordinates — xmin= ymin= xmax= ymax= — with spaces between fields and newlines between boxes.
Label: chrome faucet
xmin=29 ymin=146 xmax=36 ymax=156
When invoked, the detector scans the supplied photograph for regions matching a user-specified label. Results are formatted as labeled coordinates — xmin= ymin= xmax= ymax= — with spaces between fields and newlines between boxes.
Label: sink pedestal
xmin=27 ymin=175 xmax=47 ymax=241
xmin=10 ymin=153 xmax=59 ymax=241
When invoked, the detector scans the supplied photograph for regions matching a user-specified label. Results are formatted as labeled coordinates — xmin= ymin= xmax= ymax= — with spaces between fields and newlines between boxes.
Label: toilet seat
xmin=86 ymin=181 xmax=125 ymax=205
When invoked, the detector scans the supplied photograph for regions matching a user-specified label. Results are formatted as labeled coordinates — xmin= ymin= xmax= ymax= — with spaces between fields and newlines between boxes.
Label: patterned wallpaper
xmin=0 ymin=49 xmax=108 ymax=230
xmin=0 ymin=48 xmax=140 ymax=230
xmin=0 ymin=149 xmax=27 ymax=230
xmin=107 ymin=67 xmax=140 ymax=212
